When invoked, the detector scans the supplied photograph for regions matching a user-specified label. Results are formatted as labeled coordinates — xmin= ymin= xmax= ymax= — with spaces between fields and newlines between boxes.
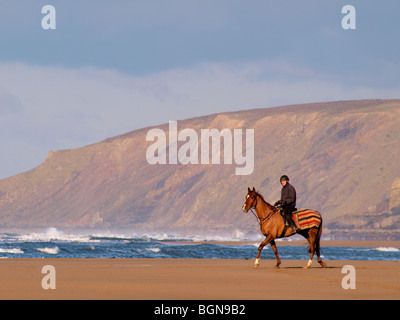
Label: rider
xmin=274 ymin=175 xmax=299 ymax=232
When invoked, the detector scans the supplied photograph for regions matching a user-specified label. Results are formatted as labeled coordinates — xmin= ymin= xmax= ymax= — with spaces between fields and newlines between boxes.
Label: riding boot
xmin=286 ymin=215 xmax=299 ymax=232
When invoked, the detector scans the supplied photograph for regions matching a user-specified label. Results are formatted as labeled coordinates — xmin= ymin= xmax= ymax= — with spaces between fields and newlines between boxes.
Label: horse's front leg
xmin=254 ymin=235 xmax=273 ymax=268
xmin=269 ymin=240 xmax=281 ymax=268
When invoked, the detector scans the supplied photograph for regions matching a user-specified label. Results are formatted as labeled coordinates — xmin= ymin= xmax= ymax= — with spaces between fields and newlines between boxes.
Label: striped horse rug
xmin=292 ymin=208 xmax=322 ymax=230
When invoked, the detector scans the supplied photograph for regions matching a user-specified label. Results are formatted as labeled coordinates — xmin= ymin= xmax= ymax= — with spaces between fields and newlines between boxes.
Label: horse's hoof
xmin=303 ymin=259 xmax=312 ymax=269
xmin=254 ymin=264 xmax=259 ymax=268
xmin=319 ymin=262 xmax=327 ymax=268
xmin=274 ymin=265 xmax=280 ymax=269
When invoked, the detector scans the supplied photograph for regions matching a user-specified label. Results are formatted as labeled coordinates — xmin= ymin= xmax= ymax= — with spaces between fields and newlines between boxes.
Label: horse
xmin=242 ymin=187 xmax=327 ymax=269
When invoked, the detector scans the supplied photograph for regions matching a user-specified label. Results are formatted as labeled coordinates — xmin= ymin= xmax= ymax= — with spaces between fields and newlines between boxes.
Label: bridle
xmin=246 ymin=193 xmax=277 ymax=226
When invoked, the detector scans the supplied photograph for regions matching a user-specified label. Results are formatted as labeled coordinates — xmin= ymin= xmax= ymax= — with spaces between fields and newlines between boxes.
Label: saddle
xmin=277 ymin=208 xmax=322 ymax=238
xmin=291 ymin=208 xmax=322 ymax=230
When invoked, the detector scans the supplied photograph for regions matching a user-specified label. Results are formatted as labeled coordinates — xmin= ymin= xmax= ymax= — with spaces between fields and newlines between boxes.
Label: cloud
xmin=0 ymin=60 xmax=399 ymax=179
xmin=0 ymin=88 xmax=23 ymax=115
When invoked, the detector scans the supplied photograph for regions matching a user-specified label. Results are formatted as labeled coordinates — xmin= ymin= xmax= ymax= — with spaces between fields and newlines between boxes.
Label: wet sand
xmin=0 ymin=258 xmax=399 ymax=300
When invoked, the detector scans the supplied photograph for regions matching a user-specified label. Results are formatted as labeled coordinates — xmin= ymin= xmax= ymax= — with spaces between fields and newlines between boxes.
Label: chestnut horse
xmin=242 ymin=187 xmax=327 ymax=269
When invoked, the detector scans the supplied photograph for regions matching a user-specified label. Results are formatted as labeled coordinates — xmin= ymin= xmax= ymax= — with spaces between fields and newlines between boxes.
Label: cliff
xmin=0 ymin=99 xmax=399 ymax=240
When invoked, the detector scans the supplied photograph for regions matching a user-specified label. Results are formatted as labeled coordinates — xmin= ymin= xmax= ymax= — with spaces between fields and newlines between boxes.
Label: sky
xmin=0 ymin=0 xmax=399 ymax=179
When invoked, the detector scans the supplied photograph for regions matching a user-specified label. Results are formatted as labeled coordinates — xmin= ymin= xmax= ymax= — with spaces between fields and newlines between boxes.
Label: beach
xmin=1 ymin=257 xmax=399 ymax=300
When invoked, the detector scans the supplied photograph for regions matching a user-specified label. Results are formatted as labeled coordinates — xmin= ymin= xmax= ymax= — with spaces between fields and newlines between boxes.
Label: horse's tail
xmin=315 ymin=220 xmax=322 ymax=255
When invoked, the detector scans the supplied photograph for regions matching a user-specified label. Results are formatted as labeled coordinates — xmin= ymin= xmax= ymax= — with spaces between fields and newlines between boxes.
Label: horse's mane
xmin=254 ymin=190 xmax=276 ymax=210
xmin=255 ymin=190 xmax=266 ymax=201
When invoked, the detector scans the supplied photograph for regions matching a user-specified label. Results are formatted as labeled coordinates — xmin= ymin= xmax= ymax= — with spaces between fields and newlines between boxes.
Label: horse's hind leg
xmin=316 ymin=225 xmax=327 ymax=268
xmin=316 ymin=241 xmax=327 ymax=268
xmin=304 ymin=229 xmax=317 ymax=269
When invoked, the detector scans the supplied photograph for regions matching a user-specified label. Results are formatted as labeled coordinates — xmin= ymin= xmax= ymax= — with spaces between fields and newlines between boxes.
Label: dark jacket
xmin=281 ymin=182 xmax=296 ymax=208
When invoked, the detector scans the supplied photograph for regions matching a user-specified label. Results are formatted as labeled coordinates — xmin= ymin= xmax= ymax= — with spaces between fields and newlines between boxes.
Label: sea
xmin=0 ymin=227 xmax=399 ymax=261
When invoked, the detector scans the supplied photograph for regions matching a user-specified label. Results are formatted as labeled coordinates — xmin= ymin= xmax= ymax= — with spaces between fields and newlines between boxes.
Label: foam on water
xmin=0 ymin=248 xmax=24 ymax=254
xmin=373 ymin=247 xmax=400 ymax=252
xmin=36 ymin=247 xmax=60 ymax=254
xmin=16 ymin=227 xmax=91 ymax=243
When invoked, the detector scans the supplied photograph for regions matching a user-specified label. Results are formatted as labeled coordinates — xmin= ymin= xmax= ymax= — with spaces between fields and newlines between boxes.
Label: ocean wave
xmin=16 ymin=227 xmax=92 ymax=243
xmin=0 ymin=248 xmax=24 ymax=254
xmin=36 ymin=247 xmax=60 ymax=254
xmin=90 ymin=232 xmax=254 ymax=243
xmin=373 ymin=247 xmax=400 ymax=252
xmin=10 ymin=229 xmax=261 ymax=244
xmin=0 ymin=228 xmax=398 ymax=260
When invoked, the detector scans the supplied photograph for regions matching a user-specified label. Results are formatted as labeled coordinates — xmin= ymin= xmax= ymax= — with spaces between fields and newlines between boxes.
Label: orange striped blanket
xmin=292 ymin=208 xmax=322 ymax=230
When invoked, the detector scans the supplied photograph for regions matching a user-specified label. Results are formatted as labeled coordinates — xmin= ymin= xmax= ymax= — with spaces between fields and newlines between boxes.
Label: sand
xmin=0 ymin=257 xmax=399 ymax=300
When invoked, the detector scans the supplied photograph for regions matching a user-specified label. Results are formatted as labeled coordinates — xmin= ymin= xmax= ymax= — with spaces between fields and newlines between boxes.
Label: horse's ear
xmin=248 ymin=187 xmax=251 ymax=193
xmin=252 ymin=187 xmax=255 ymax=192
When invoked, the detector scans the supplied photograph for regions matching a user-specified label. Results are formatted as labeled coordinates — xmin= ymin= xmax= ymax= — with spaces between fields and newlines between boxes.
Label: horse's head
xmin=242 ymin=187 xmax=257 ymax=213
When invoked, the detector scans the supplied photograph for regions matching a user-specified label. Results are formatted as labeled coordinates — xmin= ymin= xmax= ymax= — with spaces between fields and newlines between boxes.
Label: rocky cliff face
xmin=0 ymin=99 xmax=399 ymax=240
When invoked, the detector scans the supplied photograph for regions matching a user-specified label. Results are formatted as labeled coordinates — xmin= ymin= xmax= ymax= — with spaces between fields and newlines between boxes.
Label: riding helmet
xmin=280 ymin=175 xmax=289 ymax=182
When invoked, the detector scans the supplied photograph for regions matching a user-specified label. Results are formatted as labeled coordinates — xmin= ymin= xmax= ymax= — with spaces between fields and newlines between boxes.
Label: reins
xmin=249 ymin=194 xmax=277 ymax=227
